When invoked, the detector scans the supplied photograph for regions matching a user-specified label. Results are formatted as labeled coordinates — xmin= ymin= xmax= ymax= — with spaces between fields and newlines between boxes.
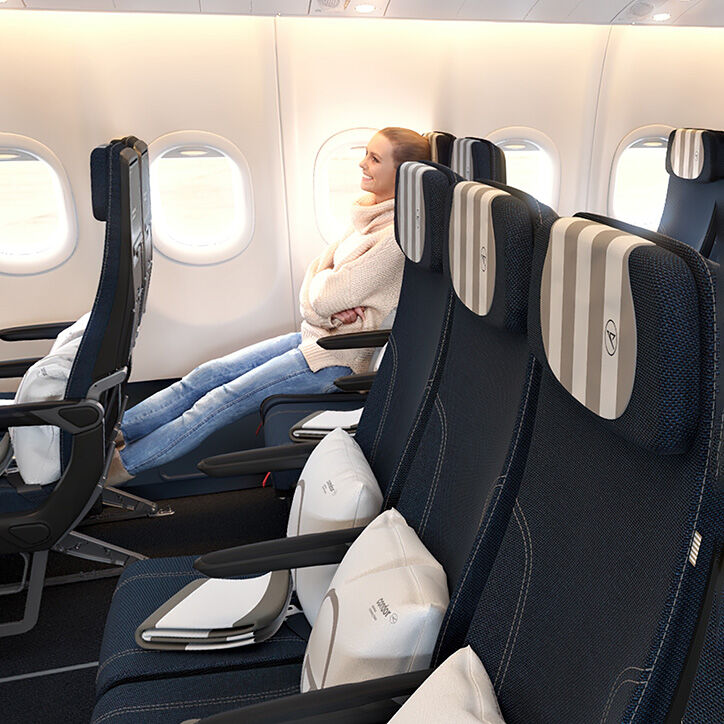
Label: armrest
xmin=194 ymin=526 xmax=365 ymax=578
xmin=316 ymin=329 xmax=390 ymax=350
xmin=198 ymin=442 xmax=318 ymax=478
xmin=0 ymin=400 xmax=104 ymax=434
xmin=0 ymin=322 xmax=74 ymax=342
xmin=0 ymin=357 xmax=42 ymax=379
xmin=189 ymin=669 xmax=432 ymax=724
xmin=334 ymin=373 xmax=376 ymax=392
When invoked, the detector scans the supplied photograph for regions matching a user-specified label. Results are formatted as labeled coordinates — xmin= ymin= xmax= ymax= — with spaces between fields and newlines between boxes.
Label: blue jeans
xmin=119 ymin=333 xmax=350 ymax=475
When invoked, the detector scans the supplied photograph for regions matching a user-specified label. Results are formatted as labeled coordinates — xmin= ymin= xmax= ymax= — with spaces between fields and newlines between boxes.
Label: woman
xmin=108 ymin=127 xmax=430 ymax=483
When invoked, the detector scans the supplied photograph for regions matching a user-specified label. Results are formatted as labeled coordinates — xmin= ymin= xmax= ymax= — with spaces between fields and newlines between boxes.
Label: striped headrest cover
xmin=424 ymin=131 xmax=455 ymax=166
xmin=540 ymin=218 xmax=653 ymax=420
xmin=450 ymin=137 xmax=506 ymax=183
xmin=396 ymin=161 xmax=437 ymax=263
xmin=449 ymin=182 xmax=508 ymax=316
xmin=666 ymin=128 xmax=724 ymax=183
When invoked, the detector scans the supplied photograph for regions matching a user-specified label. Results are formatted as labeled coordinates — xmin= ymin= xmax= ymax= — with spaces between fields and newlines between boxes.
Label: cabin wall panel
xmin=276 ymin=18 xmax=608 ymax=325
xmin=588 ymin=25 xmax=724 ymax=216
xmin=0 ymin=11 xmax=294 ymax=387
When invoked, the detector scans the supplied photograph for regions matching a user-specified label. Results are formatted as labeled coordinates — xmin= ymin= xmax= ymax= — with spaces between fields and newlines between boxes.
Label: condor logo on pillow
xmin=369 ymin=597 xmax=398 ymax=624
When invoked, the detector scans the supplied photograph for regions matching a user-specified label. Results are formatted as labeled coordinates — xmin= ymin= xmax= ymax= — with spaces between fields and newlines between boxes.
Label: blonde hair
xmin=378 ymin=127 xmax=431 ymax=166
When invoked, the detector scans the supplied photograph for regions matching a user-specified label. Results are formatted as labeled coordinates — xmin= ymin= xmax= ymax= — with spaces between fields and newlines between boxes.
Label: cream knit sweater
xmin=299 ymin=194 xmax=403 ymax=374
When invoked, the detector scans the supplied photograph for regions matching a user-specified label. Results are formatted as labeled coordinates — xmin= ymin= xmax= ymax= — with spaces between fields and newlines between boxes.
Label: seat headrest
xmin=90 ymin=144 xmax=111 ymax=221
xmin=530 ymin=216 xmax=700 ymax=454
xmin=448 ymin=181 xmax=541 ymax=332
xmin=424 ymin=131 xmax=455 ymax=167
xmin=395 ymin=161 xmax=460 ymax=273
xmin=450 ymin=137 xmax=507 ymax=184
xmin=666 ymin=128 xmax=724 ymax=183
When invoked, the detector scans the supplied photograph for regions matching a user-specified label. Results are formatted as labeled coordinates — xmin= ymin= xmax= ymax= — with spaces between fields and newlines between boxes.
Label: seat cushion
xmin=96 ymin=556 xmax=308 ymax=698
xmin=92 ymin=663 xmax=302 ymax=724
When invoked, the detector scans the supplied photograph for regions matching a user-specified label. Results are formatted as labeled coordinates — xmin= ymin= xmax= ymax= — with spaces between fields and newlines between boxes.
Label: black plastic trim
xmin=193 ymin=669 xmax=432 ymax=723
xmin=316 ymin=329 xmax=391 ymax=350
xmin=334 ymin=373 xmax=376 ymax=392
xmin=198 ymin=442 xmax=318 ymax=478
xmin=194 ymin=527 xmax=365 ymax=578
xmin=0 ymin=322 xmax=74 ymax=342
xmin=0 ymin=358 xmax=42 ymax=379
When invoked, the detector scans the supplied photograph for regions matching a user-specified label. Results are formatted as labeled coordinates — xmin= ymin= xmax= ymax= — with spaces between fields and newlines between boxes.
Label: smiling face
xmin=359 ymin=132 xmax=398 ymax=203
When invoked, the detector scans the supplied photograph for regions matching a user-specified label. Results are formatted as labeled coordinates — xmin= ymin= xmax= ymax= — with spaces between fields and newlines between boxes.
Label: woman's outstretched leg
xmin=121 ymin=332 xmax=301 ymax=442
xmin=118 ymin=348 xmax=350 ymax=476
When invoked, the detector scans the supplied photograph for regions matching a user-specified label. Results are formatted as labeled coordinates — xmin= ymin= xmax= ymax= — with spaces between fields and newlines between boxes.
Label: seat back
xmin=450 ymin=137 xmax=507 ymax=182
xmin=425 ymin=131 xmax=455 ymax=167
xmin=61 ymin=143 xmax=145 ymax=468
xmin=458 ymin=214 xmax=720 ymax=722
xmin=659 ymin=128 xmax=724 ymax=261
xmin=393 ymin=180 xmax=555 ymax=640
xmin=353 ymin=162 xmax=460 ymax=497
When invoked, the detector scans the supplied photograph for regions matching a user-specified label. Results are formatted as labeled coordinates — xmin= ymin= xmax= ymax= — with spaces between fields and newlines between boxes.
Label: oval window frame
xmin=0 ymin=133 xmax=78 ymax=276
xmin=313 ymin=127 xmax=378 ymax=245
xmin=487 ymin=126 xmax=561 ymax=208
xmin=149 ymin=130 xmax=254 ymax=266
xmin=608 ymin=123 xmax=674 ymax=229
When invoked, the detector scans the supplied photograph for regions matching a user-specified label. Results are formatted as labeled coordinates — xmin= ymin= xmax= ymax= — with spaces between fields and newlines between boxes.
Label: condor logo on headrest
xmin=605 ymin=319 xmax=617 ymax=356
xmin=541 ymin=218 xmax=653 ymax=420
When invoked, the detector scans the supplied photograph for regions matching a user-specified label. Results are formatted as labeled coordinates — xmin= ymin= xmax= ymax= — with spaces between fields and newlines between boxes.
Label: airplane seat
xmin=259 ymin=135 xmax=505 ymax=489
xmin=659 ymin=127 xmax=724 ymax=261
xmin=434 ymin=215 xmax=721 ymax=721
xmin=90 ymin=179 xmax=556 ymax=721
xmin=0 ymin=140 xmax=149 ymax=637
xmin=424 ymin=130 xmax=455 ymax=166
xmin=93 ymin=160 xmax=465 ymax=700
xmin=450 ymin=135 xmax=507 ymax=181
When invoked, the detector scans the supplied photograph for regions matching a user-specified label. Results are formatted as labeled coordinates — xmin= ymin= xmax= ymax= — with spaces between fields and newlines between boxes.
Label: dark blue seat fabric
xmin=683 ymin=586 xmax=724 ymax=723
xmin=94 ymin=178 xmax=560 ymax=718
xmin=259 ymin=138 xmax=506 ymax=479
xmin=95 ymin=556 xmax=308 ymax=698
xmin=659 ymin=128 xmax=724 ymax=262
xmin=92 ymin=663 xmax=302 ymax=723
xmin=453 ymin=216 xmax=721 ymax=723
xmin=95 ymin=162 xmax=463 ymax=697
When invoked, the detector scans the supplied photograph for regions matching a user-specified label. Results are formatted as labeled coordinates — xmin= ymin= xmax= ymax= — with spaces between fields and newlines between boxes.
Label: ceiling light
xmin=355 ymin=4 xmax=376 ymax=13
xmin=653 ymin=12 xmax=671 ymax=21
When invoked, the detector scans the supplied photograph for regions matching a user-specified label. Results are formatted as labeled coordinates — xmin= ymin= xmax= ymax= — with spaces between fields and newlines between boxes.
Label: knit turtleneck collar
xmin=350 ymin=194 xmax=395 ymax=235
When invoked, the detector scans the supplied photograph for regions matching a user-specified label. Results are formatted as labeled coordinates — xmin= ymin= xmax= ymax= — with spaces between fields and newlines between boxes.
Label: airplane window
xmin=611 ymin=136 xmax=670 ymax=231
xmin=314 ymin=128 xmax=378 ymax=244
xmin=496 ymin=138 xmax=557 ymax=207
xmin=149 ymin=132 xmax=253 ymax=265
xmin=0 ymin=139 xmax=76 ymax=275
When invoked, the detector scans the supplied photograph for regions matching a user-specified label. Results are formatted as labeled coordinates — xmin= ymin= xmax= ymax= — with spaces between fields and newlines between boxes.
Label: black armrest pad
xmin=198 ymin=442 xmax=318 ymax=478
xmin=194 ymin=527 xmax=365 ymax=578
xmin=316 ymin=330 xmax=390 ymax=350
xmin=0 ymin=322 xmax=74 ymax=342
xmin=192 ymin=670 xmax=432 ymax=723
xmin=0 ymin=400 xmax=104 ymax=434
xmin=0 ymin=357 xmax=42 ymax=379
xmin=334 ymin=373 xmax=376 ymax=392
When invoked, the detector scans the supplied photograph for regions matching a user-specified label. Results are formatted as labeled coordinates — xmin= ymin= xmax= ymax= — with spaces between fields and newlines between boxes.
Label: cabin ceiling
xmin=2 ymin=0 xmax=724 ymax=27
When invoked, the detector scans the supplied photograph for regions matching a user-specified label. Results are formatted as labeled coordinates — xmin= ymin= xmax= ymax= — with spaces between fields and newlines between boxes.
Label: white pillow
xmin=50 ymin=312 xmax=90 ymax=354
xmin=10 ymin=334 xmax=83 ymax=485
xmin=287 ymin=427 xmax=383 ymax=625
xmin=300 ymin=508 xmax=449 ymax=692
xmin=389 ymin=646 xmax=506 ymax=724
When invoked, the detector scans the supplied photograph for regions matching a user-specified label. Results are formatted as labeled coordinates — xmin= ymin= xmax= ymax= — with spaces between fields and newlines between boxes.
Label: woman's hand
xmin=331 ymin=307 xmax=366 ymax=325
